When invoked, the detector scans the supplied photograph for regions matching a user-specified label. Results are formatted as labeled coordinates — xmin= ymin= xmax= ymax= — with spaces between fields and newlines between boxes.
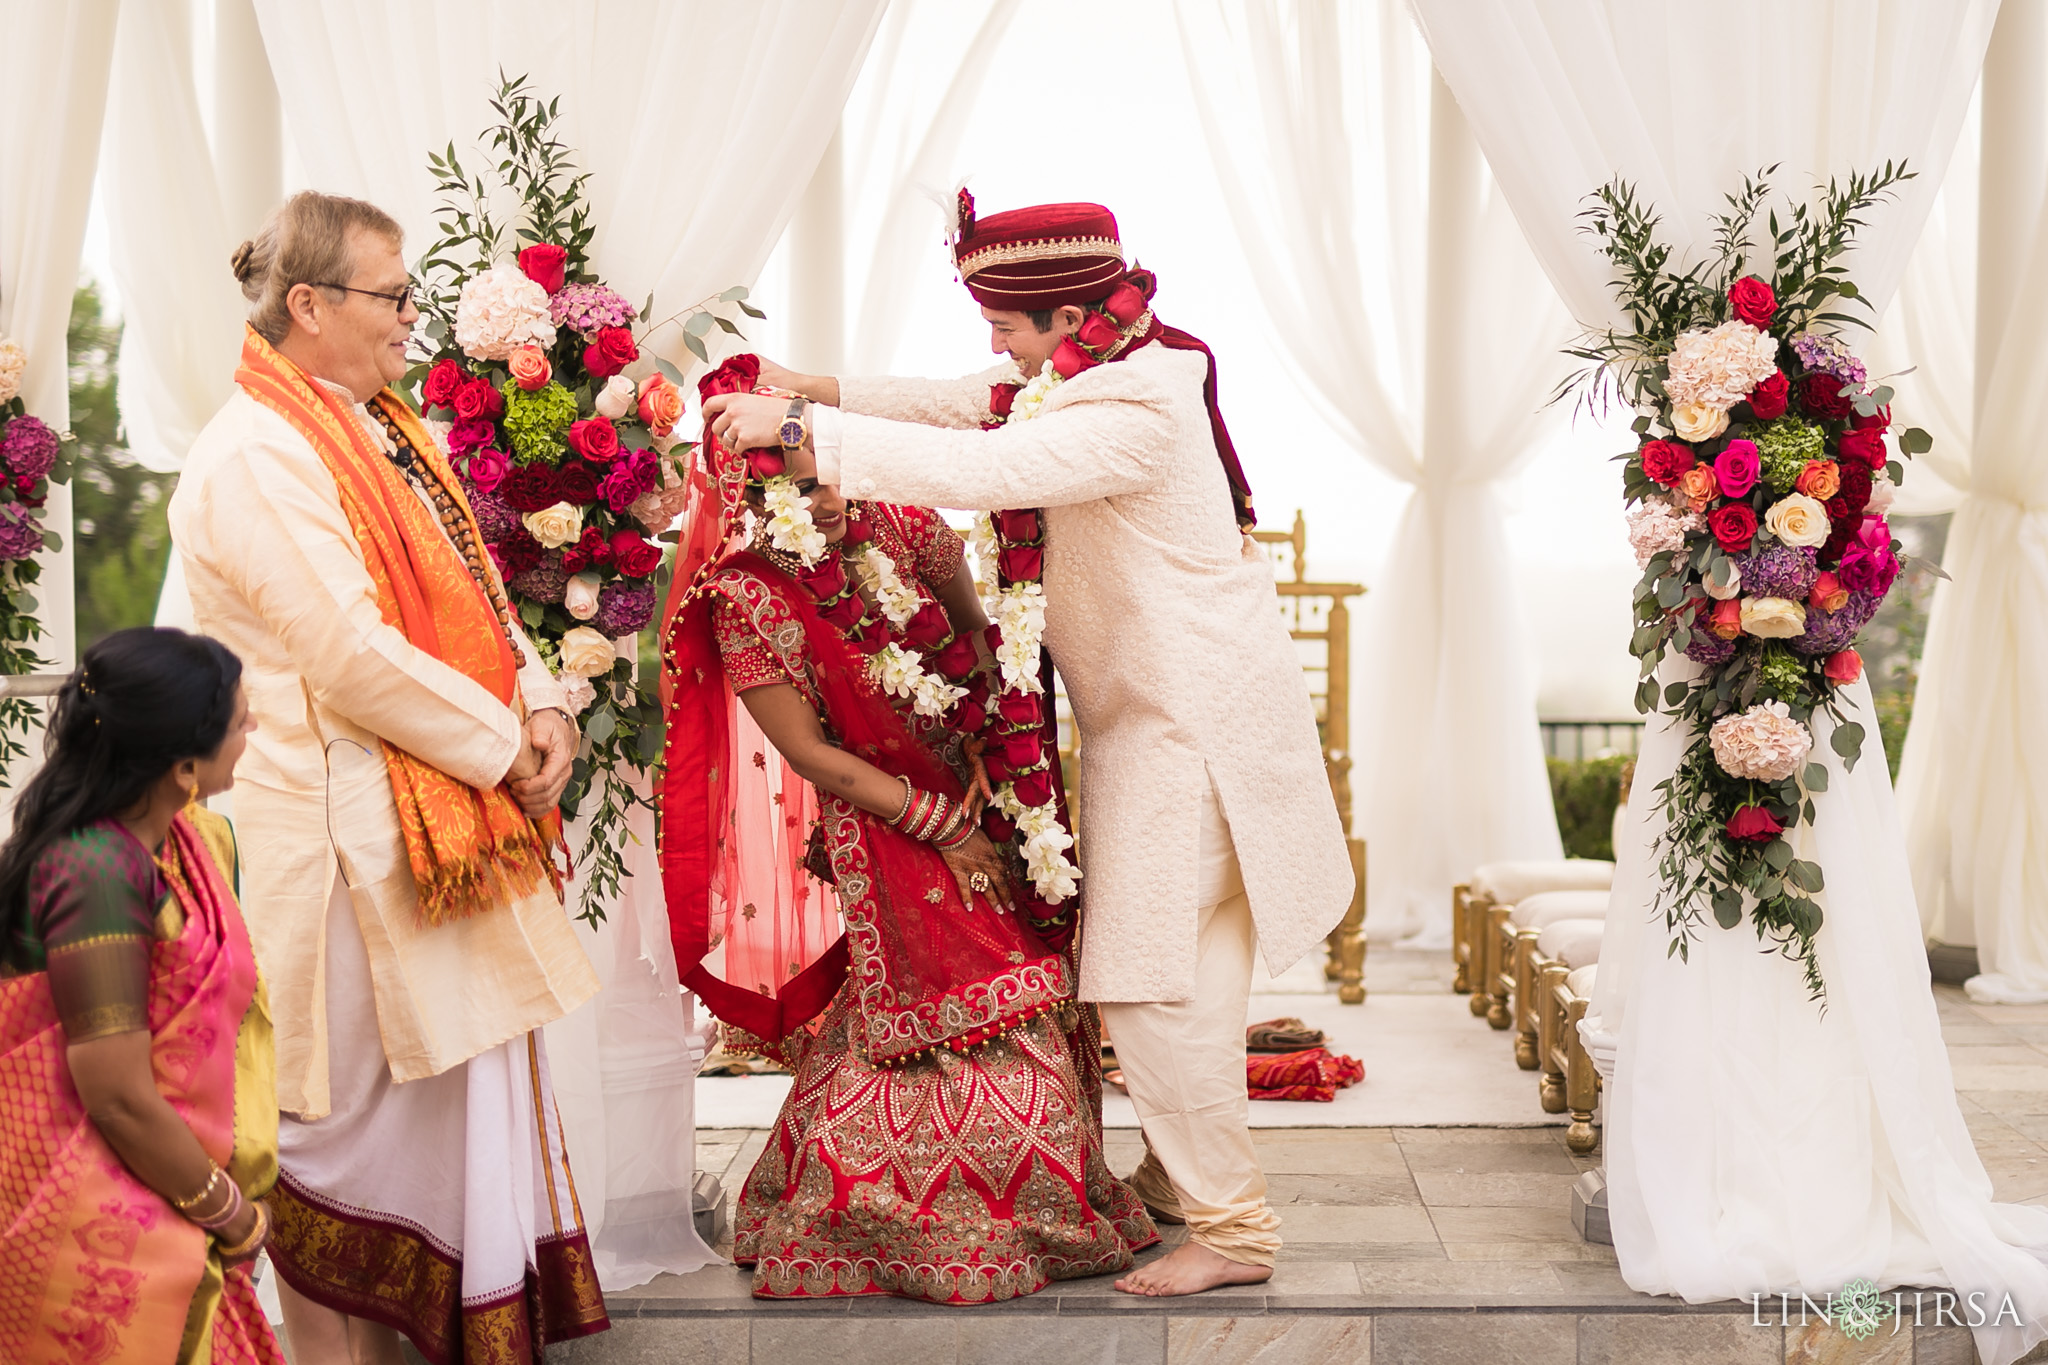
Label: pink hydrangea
xmin=2 ymin=415 xmax=59 ymax=481
xmin=1709 ymin=701 xmax=1813 ymax=782
xmin=1627 ymin=500 xmax=1701 ymax=570
xmin=1665 ymin=321 xmax=1781 ymax=410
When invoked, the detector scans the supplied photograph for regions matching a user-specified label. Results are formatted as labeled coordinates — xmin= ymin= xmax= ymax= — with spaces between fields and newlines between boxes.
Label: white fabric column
xmin=1178 ymin=0 xmax=1570 ymax=944
xmin=1898 ymin=3 xmax=2048 ymax=1003
xmin=0 ymin=0 xmax=118 ymax=678
xmin=243 ymin=0 xmax=885 ymax=1286
xmin=213 ymin=0 xmax=284 ymax=243
xmin=785 ymin=123 xmax=847 ymax=377
xmin=103 ymin=0 xmax=246 ymax=476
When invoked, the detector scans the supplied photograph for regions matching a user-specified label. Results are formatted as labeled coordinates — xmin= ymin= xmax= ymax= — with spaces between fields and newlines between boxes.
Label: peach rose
xmin=1809 ymin=571 xmax=1849 ymax=613
xmin=558 ymin=626 xmax=617 ymax=678
xmin=1763 ymin=493 xmax=1830 ymax=549
xmin=638 ymin=372 xmax=683 ymax=436
xmin=1671 ymin=401 xmax=1730 ymax=443
xmin=1710 ymin=597 xmax=1743 ymax=640
xmin=1825 ymin=649 xmax=1863 ymax=684
xmin=508 ymin=345 xmax=552 ymax=391
xmin=1740 ymin=596 xmax=1808 ymax=639
xmin=1676 ymin=465 xmax=1717 ymax=510
xmin=1794 ymin=459 xmax=1840 ymax=501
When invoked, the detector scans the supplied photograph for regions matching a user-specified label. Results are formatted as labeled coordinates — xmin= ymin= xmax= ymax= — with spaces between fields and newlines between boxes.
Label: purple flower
xmin=465 ymin=484 xmax=519 ymax=543
xmin=1790 ymin=331 xmax=1868 ymax=386
xmin=549 ymin=283 xmax=637 ymax=338
xmin=1736 ymin=544 xmax=1818 ymax=601
xmin=2 ymin=416 xmax=59 ymax=481
xmin=593 ymin=579 xmax=657 ymax=637
xmin=600 ymin=448 xmax=657 ymax=513
xmin=1790 ymin=589 xmax=1881 ymax=656
xmin=1684 ymin=632 xmax=1737 ymax=667
xmin=510 ymin=552 xmax=569 ymax=604
xmin=0 ymin=504 xmax=43 ymax=561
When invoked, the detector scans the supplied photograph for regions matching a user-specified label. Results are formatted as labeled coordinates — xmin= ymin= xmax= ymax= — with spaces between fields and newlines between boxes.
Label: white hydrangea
xmin=453 ymin=264 xmax=558 ymax=362
xmin=1663 ymin=320 xmax=1780 ymax=411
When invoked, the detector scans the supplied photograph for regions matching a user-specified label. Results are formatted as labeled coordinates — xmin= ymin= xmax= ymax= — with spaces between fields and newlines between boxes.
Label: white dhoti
xmin=267 ymin=877 xmax=609 ymax=1359
xmin=1098 ymin=782 xmax=1282 ymax=1267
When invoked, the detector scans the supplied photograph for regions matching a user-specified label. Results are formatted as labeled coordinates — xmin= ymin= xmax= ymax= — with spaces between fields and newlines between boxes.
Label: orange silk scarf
xmin=234 ymin=327 xmax=554 ymax=925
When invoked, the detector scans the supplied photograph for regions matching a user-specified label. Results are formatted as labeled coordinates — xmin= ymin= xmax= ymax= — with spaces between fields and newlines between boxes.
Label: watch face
xmin=779 ymin=419 xmax=806 ymax=447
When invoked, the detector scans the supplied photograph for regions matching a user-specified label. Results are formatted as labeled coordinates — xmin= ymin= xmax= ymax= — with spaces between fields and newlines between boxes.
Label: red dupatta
xmin=0 ymin=814 xmax=282 ymax=1365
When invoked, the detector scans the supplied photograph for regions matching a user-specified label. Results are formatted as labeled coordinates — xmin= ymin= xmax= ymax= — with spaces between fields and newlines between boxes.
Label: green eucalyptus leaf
xmin=1665 ymin=681 xmax=1688 ymax=706
xmin=1831 ymin=721 xmax=1865 ymax=760
xmin=718 ymin=285 xmax=750 ymax=302
xmin=1764 ymin=839 xmax=1794 ymax=871
xmin=519 ymin=599 xmax=544 ymax=628
xmin=1803 ymin=762 xmax=1829 ymax=792
xmin=683 ymin=333 xmax=709 ymax=363
xmin=1787 ymin=860 xmax=1825 ymax=893
xmin=653 ymin=355 xmax=687 ymax=386
xmin=585 ymin=706 xmax=617 ymax=745
xmin=1712 ymin=889 xmax=1744 ymax=929
xmin=683 ymin=311 xmax=715 ymax=337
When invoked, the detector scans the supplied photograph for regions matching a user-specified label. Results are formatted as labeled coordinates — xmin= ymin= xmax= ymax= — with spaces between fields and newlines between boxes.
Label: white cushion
xmin=1472 ymin=859 xmax=1614 ymax=904
xmin=1565 ymin=964 xmax=1599 ymax=998
xmin=1537 ymin=918 xmax=1605 ymax=969
xmin=1507 ymin=889 xmax=1610 ymax=929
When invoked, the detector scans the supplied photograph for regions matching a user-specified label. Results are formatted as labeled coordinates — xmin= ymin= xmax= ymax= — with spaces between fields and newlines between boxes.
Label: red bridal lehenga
xmin=662 ymin=367 xmax=1155 ymax=1304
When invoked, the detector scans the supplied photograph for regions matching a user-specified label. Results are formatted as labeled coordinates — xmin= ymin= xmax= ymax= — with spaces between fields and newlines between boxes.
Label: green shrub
xmin=1549 ymin=754 xmax=1632 ymax=861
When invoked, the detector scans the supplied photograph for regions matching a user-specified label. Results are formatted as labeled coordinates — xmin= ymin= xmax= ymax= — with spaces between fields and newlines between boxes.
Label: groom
xmin=704 ymin=195 xmax=1353 ymax=1295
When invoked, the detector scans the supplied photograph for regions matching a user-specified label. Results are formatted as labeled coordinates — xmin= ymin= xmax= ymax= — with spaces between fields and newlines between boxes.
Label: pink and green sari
xmin=0 ymin=810 xmax=283 ymax=1365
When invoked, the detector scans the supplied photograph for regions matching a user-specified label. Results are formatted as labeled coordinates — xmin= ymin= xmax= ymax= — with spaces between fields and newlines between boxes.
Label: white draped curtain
xmin=1178 ymin=0 xmax=1571 ymax=944
xmin=1895 ymin=4 xmax=2048 ymax=1001
xmin=1404 ymin=0 xmax=1997 ymax=1020
xmin=0 ymin=0 xmax=119 ymax=676
xmin=233 ymin=0 xmax=887 ymax=1287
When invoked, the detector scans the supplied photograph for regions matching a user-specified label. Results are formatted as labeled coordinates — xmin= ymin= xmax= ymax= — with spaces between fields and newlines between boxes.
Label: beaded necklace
xmin=367 ymin=403 xmax=523 ymax=663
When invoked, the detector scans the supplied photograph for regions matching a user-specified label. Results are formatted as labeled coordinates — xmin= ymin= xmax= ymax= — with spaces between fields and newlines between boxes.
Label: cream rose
xmin=563 ymin=571 xmax=603 ymax=621
xmin=522 ymin=501 xmax=581 ymax=549
xmin=1740 ymin=596 xmax=1808 ymax=639
xmin=1865 ymin=472 xmax=1898 ymax=517
xmin=1705 ymin=560 xmax=1743 ymax=600
xmin=594 ymin=374 xmax=636 ymax=420
xmin=1763 ymin=493 xmax=1830 ymax=549
xmin=559 ymin=626 xmax=616 ymax=678
xmin=0 ymin=338 xmax=24 ymax=406
xmin=1671 ymin=401 xmax=1730 ymax=442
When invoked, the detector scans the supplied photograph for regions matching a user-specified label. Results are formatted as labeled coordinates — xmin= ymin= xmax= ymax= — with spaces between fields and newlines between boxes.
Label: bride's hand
xmin=960 ymin=737 xmax=996 ymax=817
xmin=939 ymin=830 xmax=1013 ymax=913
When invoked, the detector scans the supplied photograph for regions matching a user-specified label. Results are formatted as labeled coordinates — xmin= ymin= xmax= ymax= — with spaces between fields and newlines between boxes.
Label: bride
xmin=660 ymin=358 xmax=1155 ymax=1303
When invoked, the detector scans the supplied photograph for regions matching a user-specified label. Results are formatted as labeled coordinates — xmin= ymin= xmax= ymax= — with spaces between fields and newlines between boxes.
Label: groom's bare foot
xmin=1114 ymin=1242 xmax=1271 ymax=1297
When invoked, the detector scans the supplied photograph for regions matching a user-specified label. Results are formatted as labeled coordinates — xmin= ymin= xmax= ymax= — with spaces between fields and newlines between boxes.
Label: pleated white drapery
xmin=237 ymin=0 xmax=887 ymax=1288
xmin=0 ymin=0 xmax=119 ymax=676
xmin=1895 ymin=6 xmax=2048 ymax=999
xmin=1178 ymin=0 xmax=1570 ymax=945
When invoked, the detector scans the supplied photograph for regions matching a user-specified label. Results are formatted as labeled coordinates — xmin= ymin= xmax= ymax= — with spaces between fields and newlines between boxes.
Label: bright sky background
xmin=79 ymin=0 xmax=1645 ymax=719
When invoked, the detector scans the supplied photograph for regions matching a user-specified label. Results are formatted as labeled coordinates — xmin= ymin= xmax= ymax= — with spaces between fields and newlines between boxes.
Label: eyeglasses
xmin=312 ymin=281 xmax=415 ymax=312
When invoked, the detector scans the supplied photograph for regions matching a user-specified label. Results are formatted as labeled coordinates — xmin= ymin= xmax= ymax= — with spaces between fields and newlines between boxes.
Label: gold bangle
xmin=172 ymin=1164 xmax=226 ymax=1213
xmin=214 ymin=1199 xmax=269 ymax=1260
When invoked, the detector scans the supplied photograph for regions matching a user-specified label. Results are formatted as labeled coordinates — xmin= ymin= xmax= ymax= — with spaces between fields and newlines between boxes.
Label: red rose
xmin=982 ymin=809 xmax=1017 ymax=842
xmin=997 ymin=690 xmax=1041 ymax=728
xmin=817 ymin=593 xmax=866 ymax=632
xmin=560 ymin=525 xmax=615 ymax=575
xmin=993 ymin=508 xmax=1041 ymax=542
xmin=1746 ymin=369 xmax=1789 ymax=420
xmin=948 ymin=695 xmax=988 ymax=732
xmin=1855 ymin=403 xmax=1891 ymax=432
xmin=1012 ymin=768 xmax=1057 ymax=808
xmin=464 ymin=448 xmax=510 ymax=494
xmin=1798 ymin=372 xmax=1856 ymax=420
xmin=583 ymin=326 xmax=639 ymax=379
xmin=1837 ymin=427 xmax=1886 ymax=470
xmin=447 ymin=418 xmax=496 ymax=455
xmin=998 ymin=545 xmax=1043 ymax=582
xmin=1102 ymin=281 xmax=1147 ymax=327
xmin=932 ymin=634 xmax=980 ymax=680
xmin=566 ymin=417 xmax=621 ymax=464
xmin=1725 ymin=805 xmax=1783 ymax=843
xmin=453 ymin=377 xmax=504 ymax=422
xmin=904 ymin=601 xmax=952 ymax=648
xmin=1728 ymin=275 xmax=1777 ymax=330
xmin=1825 ymin=648 xmax=1863 ymax=684
xmin=1076 ymin=312 xmax=1122 ymax=355
xmin=982 ymin=751 xmax=1014 ymax=783
xmin=746 ymin=449 xmax=785 ymax=480
xmin=609 ymin=530 xmax=662 ymax=577
xmin=797 ymin=556 xmax=848 ymax=599
xmin=1707 ymin=503 xmax=1758 ymax=552
xmin=988 ymin=384 xmax=1017 ymax=420
xmin=517 ymin=243 xmax=568 ymax=294
xmin=997 ymin=732 xmax=1041 ymax=771
xmin=554 ymin=460 xmax=599 ymax=505
xmin=501 ymin=465 xmax=565 ymax=513
xmin=421 ymin=358 xmax=466 ymax=409
xmin=697 ymin=353 xmax=760 ymax=401
xmin=1639 ymin=439 xmax=1695 ymax=487
xmin=982 ymin=623 xmax=1004 ymax=656
xmin=1050 ymin=337 xmax=1096 ymax=380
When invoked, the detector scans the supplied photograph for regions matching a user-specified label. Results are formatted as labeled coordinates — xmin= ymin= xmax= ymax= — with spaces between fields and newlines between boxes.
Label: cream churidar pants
xmin=1098 ymin=781 xmax=1281 ymax=1267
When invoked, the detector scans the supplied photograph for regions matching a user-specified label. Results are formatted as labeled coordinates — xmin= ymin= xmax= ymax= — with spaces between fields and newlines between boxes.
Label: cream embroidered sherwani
xmin=170 ymin=388 xmax=599 ymax=1120
xmin=820 ymin=344 xmax=1355 ymax=1002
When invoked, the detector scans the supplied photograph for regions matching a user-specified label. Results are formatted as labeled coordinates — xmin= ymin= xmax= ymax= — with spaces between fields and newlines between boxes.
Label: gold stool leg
xmin=1322 ymin=839 xmax=1367 ymax=1005
xmin=1485 ymin=905 xmax=1513 ymax=1030
xmin=1537 ymin=962 xmax=1569 ymax=1113
xmin=1512 ymin=930 xmax=1542 ymax=1069
xmin=1564 ymin=993 xmax=1600 ymax=1156
xmin=1452 ymin=883 xmax=1472 ymax=994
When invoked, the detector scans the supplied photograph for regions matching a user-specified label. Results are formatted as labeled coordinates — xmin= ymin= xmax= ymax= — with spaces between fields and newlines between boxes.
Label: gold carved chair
xmin=1044 ymin=511 xmax=1368 ymax=1004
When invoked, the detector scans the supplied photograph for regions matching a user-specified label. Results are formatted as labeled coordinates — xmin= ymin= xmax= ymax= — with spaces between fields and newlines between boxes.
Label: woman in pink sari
xmin=0 ymin=626 xmax=279 ymax=1364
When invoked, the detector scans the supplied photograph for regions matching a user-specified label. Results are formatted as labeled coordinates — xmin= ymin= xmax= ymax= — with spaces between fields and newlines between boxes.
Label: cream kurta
xmin=825 ymin=344 xmax=1354 ymax=1001
xmin=170 ymin=390 xmax=598 ymax=1118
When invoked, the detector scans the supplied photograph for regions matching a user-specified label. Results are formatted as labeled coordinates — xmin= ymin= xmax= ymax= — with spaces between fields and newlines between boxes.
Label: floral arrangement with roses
xmin=410 ymin=76 xmax=759 ymax=921
xmin=1569 ymin=164 xmax=1935 ymax=999
xmin=0 ymin=329 xmax=68 ymax=784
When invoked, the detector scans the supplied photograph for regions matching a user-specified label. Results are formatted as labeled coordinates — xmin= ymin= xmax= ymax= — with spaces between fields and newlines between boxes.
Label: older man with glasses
xmin=170 ymin=190 xmax=608 ymax=1363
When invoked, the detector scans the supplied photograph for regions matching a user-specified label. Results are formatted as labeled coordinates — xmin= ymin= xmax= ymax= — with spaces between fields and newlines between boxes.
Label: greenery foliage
xmin=1548 ymin=755 xmax=1632 ymax=862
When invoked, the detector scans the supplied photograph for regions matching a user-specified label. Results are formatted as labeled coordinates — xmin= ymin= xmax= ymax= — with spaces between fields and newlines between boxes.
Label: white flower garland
xmin=760 ymin=479 xmax=827 ymax=565
xmin=852 ymin=542 xmax=969 ymax=718
xmin=979 ymin=357 xmax=1081 ymax=903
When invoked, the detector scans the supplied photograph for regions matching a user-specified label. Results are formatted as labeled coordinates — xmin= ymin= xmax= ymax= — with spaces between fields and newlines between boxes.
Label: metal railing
xmin=1540 ymin=720 xmax=1645 ymax=763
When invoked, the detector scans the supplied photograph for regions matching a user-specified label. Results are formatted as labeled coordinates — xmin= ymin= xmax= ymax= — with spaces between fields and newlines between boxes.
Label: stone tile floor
xmin=552 ymin=976 xmax=2048 ymax=1364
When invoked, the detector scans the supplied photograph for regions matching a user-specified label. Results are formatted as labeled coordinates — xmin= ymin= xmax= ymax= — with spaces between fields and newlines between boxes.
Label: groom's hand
xmin=755 ymin=357 xmax=802 ymax=391
xmin=702 ymin=392 xmax=792 ymax=452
